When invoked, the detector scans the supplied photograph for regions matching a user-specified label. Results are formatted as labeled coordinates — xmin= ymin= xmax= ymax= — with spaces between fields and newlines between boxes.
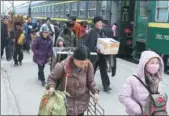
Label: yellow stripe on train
xmin=31 ymin=1 xmax=77 ymax=8
xmin=148 ymin=22 xmax=169 ymax=29
xmin=33 ymin=17 xmax=92 ymax=23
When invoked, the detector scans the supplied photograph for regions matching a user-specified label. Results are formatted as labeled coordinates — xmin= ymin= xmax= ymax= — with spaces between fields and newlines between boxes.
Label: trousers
xmin=94 ymin=54 xmax=110 ymax=89
xmin=13 ymin=45 xmax=23 ymax=64
xmin=38 ymin=64 xmax=45 ymax=81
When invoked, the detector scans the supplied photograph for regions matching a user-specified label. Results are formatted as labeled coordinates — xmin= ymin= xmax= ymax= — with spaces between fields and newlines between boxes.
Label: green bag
xmin=38 ymin=90 xmax=67 ymax=115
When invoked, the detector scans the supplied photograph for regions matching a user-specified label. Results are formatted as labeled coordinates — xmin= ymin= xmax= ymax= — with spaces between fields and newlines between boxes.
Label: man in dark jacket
xmin=1 ymin=16 xmax=10 ymax=60
xmin=102 ymin=21 xmax=117 ymax=77
xmin=84 ymin=16 xmax=112 ymax=92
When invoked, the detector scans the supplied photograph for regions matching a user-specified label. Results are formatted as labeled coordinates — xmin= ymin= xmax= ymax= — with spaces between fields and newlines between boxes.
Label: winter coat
xmin=24 ymin=22 xmax=33 ymax=41
xmin=56 ymin=29 xmax=76 ymax=47
xmin=119 ymin=51 xmax=164 ymax=115
xmin=32 ymin=36 xmax=53 ymax=65
xmin=1 ymin=23 xmax=8 ymax=41
xmin=84 ymin=28 xmax=106 ymax=52
xmin=46 ymin=55 xmax=99 ymax=115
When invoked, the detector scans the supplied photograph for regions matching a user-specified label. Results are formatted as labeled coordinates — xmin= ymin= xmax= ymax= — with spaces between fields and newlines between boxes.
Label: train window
xmin=51 ymin=5 xmax=54 ymax=17
xmin=65 ymin=3 xmax=70 ymax=17
xmin=88 ymin=1 xmax=97 ymax=18
xmin=140 ymin=1 xmax=148 ymax=17
xmin=43 ymin=7 xmax=45 ymax=16
xmin=79 ymin=1 xmax=86 ymax=18
xmin=59 ymin=4 xmax=64 ymax=17
xmin=46 ymin=6 xmax=49 ymax=17
xmin=71 ymin=2 xmax=77 ymax=16
xmin=101 ymin=1 xmax=107 ymax=19
xmin=55 ymin=5 xmax=59 ymax=17
xmin=155 ymin=1 xmax=169 ymax=22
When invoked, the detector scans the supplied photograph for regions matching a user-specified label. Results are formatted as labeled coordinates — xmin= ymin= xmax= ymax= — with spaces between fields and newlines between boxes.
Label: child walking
xmin=32 ymin=25 xmax=53 ymax=86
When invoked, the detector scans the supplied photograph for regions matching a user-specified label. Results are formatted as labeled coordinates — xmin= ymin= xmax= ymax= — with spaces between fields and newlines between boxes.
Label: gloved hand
xmin=46 ymin=87 xmax=55 ymax=96
xmin=93 ymin=93 xmax=99 ymax=103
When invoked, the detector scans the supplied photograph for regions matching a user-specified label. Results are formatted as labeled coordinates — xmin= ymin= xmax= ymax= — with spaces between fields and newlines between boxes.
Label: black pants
xmin=1 ymin=39 xmax=13 ymax=59
xmin=111 ymin=55 xmax=117 ymax=77
xmin=94 ymin=54 xmax=110 ymax=89
xmin=38 ymin=64 xmax=45 ymax=81
xmin=163 ymin=55 xmax=169 ymax=71
xmin=24 ymin=35 xmax=31 ymax=51
xmin=13 ymin=45 xmax=23 ymax=64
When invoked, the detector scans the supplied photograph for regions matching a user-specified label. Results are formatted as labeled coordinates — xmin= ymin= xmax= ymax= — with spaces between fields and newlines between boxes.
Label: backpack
xmin=17 ymin=33 xmax=25 ymax=45
xmin=133 ymin=75 xmax=168 ymax=115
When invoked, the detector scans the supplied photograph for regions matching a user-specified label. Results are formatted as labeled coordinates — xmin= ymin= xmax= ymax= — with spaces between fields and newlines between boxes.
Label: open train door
xmin=132 ymin=0 xmax=149 ymax=61
xmin=117 ymin=0 xmax=135 ymax=57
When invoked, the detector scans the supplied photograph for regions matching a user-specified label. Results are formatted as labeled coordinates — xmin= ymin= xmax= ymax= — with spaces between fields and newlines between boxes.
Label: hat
xmin=93 ymin=16 xmax=103 ymax=24
xmin=41 ymin=25 xmax=50 ymax=32
xmin=69 ymin=16 xmax=77 ymax=21
xmin=46 ymin=17 xmax=51 ymax=22
xmin=66 ymin=21 xmax=74 ymax=27
xmin=3 ymin=16 xmax=8 ymax=20
xmin=73 ymin=45 xmax=90 ymax=60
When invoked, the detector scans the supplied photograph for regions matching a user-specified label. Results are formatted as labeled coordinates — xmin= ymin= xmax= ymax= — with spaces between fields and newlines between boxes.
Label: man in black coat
xmin=1 ymin=16 xmax=10 ymax=60
xmin=84 ymin=16 xmax=112 ymax=92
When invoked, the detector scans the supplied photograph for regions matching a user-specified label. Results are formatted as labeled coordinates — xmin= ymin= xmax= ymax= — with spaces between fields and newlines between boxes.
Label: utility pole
xmin=2 ymin=1 xmax=4 ymax=15
xmin=12 ymin=0 xmax=14 ymax=13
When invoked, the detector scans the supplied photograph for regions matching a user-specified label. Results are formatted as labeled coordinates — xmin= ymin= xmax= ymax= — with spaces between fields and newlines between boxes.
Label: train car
xmin=129 ymin=0 xmax=169 ymax=72
xmin=146 ymin=1 xmax=169 ymax=72
xmin=14 ymin=1 xmax=119 ymax=25
xmin=14 ymin=1 xmax=169 ymax=72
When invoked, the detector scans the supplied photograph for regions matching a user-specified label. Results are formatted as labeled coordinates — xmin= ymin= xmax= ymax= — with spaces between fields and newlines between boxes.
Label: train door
xmin=132 ymin=0 xmax=149 ymax=60
xmin=117 ymin=0 xmax=135 ymax=57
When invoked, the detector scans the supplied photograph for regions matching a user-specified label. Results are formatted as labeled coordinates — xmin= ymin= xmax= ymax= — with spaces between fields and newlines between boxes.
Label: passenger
xmin=24 ymin=17 xmax=33 ymax=53
xmin=1 ymin=16 xmax=9 ymax=60
xmin=84 ymin=16 xmax=112 ymax=92
xmin=31 ymin=20 xmax=41 ymax=41
xmin=53 ymin=22 xmax=60 ymax=46
xmin=69 ymin=16 xmax=81 ymax=40
xmin=46 ymin=45 xmax=99 ymax=116
xmin=102 ymin=20 xmax=117 ymax=76
xmin=119 ymin=51 xmax=164 ymax=115
xmin=13 ymin=22 xmax=25 ymax=66
xmin=40 ymin=17 xmax=55 ymax=46
xmin=32 ymin=25 xmax=53 ymax=86
xmin=56 ymin=21 xmax=76 ymax=47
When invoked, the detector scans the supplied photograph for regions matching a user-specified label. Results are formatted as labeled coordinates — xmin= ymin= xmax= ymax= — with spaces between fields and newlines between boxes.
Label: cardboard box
xmin=97 ymin=38 xmax=120 ymax=55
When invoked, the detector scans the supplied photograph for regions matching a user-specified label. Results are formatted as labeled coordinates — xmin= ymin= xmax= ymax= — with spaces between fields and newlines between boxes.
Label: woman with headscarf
xmin=46 ymin=45 xmax=99 ymax=116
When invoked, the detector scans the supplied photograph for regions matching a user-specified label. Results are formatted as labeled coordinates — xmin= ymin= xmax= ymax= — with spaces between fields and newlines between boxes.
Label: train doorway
xmin=117 ymin=0 xmax=135 ymax=57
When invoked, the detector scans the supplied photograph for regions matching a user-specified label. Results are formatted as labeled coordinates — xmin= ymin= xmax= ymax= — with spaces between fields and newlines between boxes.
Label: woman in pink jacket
xmin=119 ymin=51 xmax=164 ymax=115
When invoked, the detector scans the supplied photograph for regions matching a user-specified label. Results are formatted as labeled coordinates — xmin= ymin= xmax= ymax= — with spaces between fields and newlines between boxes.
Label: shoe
xmin=7 ymin=58 xmax=11 ymax=61
xmin=41 ymin=81 xmax=46 ymax=86
xmin=104 ymin=87 xmax=112 ymax=92
xmin=14 ymin=63 xmax=18 ymax=67
xmin=19 ymin=62 xmax=22 ymax=65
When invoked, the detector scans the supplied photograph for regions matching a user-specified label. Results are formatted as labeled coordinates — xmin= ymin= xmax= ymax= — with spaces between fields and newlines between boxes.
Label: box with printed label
xmin=97 ymin=38 xmax=120 ymax=55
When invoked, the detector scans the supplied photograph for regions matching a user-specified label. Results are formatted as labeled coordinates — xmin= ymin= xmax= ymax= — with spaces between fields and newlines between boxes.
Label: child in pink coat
xmin=119 ymin=51 xmax=164 ymax=115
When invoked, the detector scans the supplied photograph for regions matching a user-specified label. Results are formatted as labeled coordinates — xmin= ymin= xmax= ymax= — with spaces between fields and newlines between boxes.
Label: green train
xmin=15 ymin=0 xmax=169 ymax=72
